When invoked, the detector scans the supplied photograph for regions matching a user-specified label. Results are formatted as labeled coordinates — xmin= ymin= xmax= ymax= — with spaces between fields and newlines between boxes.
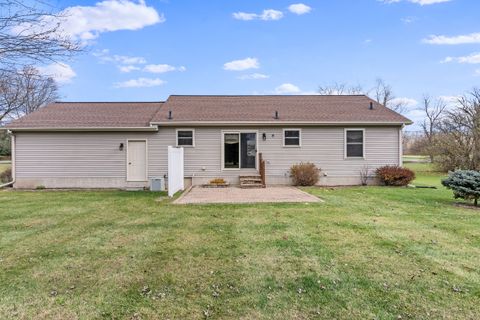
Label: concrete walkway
xmin=174 ymin=186 xmax=322 ymax=204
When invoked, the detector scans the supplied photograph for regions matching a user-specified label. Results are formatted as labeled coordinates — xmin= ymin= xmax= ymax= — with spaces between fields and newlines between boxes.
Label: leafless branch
xmin=0 ymin=0 xmax=81 ymax=69
xmin=318 ymin=82 xmax=364 ymax=95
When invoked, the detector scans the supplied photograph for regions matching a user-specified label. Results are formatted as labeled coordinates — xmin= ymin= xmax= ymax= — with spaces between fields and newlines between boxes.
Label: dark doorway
xmin=240 ymin=133 xmax=256 ymax=169
xmin=224 ymin=133 xmax=240 ymax=169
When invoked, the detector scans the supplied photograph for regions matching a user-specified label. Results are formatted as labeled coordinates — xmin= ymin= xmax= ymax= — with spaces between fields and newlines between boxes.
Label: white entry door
xmin=127 ymin=140 xmax=147 ymax=181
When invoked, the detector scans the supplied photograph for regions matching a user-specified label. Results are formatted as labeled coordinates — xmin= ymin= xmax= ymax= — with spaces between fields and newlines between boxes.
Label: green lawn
xmin=1 ymin=173 xmax=479 ymax=319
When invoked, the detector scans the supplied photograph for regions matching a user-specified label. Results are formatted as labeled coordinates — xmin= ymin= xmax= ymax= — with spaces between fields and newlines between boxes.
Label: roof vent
xmin=168 ymin=110 xmax=173 ymax=120
xmin=369 ymin=102 xmax=374 ymax=110
xmin=274 ymin=111 xmax=279 ymax=119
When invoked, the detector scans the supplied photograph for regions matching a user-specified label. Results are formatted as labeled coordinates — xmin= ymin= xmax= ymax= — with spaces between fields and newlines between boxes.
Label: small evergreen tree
xmin=442 ymin=170 xmax=480 ymax=206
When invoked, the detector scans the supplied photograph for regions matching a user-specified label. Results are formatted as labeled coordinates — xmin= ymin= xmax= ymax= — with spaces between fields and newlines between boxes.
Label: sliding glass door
xmin=223 ymin=132 xmax=257 ymax=169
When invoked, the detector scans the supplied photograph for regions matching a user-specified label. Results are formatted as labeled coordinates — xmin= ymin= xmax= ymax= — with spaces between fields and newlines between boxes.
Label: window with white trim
xmin=345 ymin=129 xmax=364 ymax=158
xmin=177 ymin=130 xmax=194 ymax=147
xmin=284 ymin=129 xmax=301 ymax=147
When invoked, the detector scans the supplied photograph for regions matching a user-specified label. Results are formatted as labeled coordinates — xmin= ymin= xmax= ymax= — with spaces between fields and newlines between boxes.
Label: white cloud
xmin=381 ymin=0 xmax=451 ymax=5
xmin=442 ymin=53 xmax=480 ymax=64
xmin=423 ymin=32 xmax=480 ymax=45
xmin=118 ymin=65 xmax=140 ymax=73
xmin=14 ymin=0 xmax=164 ymax=42
xmin=143 ymin=64 xmax=186 ymax=73
xmin=391 ymin=97 xmax=418 ymax=109
xmin=261 ymin=9 xmax=284 ymax=20
xmin=409 ymin=0 xmax=451 ymax=4
xmin=275 ymin=83 xmax=301 ymax=94
xmin=232 ymin=12 xmax=257 ymax=21
xmin=224 ymin=57 xmax=259 ymax=71
xmin=94 ymin=50 xmax=147 ymax=64
xmin=238 ymin=73 xmax=270 ymax=80
xmin=233 ymin=9 xmax=283 ymax=21
xmin=114 ymin=77 xmax=165 ymax=88
xmin=288 ymin=3 xmax=312 ymax=15
xmin=475 ymin=69 xmax=480 ymax=77
xmin=38 ymin=63 xmax=76 ymax=84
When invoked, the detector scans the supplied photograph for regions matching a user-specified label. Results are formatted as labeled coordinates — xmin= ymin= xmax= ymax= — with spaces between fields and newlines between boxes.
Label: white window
xmin=345 ymin=129 xmax=365 ymax=158
xmin=176 ymin=129 xmax=195 ymax=147
xmin=283 ymin=129 xmax=301 ymax=147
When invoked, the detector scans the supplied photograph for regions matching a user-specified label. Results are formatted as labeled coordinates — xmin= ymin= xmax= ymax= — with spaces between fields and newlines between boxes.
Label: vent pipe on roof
xmin=369 ymin=102 xmax=374 ymax=110
xmin=274 ymin=111 xmax=279 ymax=119
xmin=168 ymin=110 xmax=173 ymax=120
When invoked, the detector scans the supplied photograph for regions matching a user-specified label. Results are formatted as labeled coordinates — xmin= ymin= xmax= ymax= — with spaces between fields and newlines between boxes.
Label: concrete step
xmin=239 ymin=175 xmax=264 ymax=188
xmin=240 ymin=178 xmax=262 ymax=183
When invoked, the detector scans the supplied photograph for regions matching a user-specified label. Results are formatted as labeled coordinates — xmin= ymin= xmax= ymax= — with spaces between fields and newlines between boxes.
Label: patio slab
xmin=174 ymin=186 xmax=322 ymax=204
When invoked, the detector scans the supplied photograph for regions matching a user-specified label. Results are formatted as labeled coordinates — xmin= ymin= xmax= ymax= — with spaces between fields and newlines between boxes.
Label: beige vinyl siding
xmin=13 ymin=125 xmax=400 ymax=187
xmin=178 ymin=126 xmax=399 ymax=184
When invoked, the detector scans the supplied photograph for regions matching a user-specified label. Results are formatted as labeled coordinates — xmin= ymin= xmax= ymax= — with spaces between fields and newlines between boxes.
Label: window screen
xmin=177 ymin=130 xmax=194 ymax=146
xmin=346 ymin=130 xmax=364 ymax=157
xmin=284 ymin=130 xmax=300 ymax=146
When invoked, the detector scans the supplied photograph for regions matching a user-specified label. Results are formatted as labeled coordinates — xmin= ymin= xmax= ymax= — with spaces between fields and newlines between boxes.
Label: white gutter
xmin=3 ymin=126 xmax=159 ymax=132
xmin=150 ymin=121 xmax=412 ymax=126
xmin=0 ymin=132 xmax=14 ymax=189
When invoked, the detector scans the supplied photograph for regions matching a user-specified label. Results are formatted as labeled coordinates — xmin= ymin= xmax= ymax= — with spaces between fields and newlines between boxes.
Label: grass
xmin=1 ymin=172 xmax=479 ymax=319
xmin=0 ymin=163 xmax=10 ymax=174
xmin=403 ymin=161 xmax=446 ymax=187
xmin=403 ymin=155 xmax=430 ymax=162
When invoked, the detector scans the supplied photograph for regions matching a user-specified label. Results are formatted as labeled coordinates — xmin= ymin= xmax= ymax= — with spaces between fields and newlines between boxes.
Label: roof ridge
xmin=168 ymin=94 xmax=368 ymax=97
xmin=55 ymin=101 xmax=165 ymax=104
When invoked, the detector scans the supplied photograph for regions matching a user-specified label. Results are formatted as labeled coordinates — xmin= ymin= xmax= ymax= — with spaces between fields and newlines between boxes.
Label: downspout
xmin=0 ymin=130 xmax=15 ymax=188
xmin=399 ymin=125 xmax=404 ymax=167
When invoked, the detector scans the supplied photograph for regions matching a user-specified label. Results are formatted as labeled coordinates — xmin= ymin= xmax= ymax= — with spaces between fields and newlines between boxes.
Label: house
xmin=3 ymin=95 xmax=412 ymax=189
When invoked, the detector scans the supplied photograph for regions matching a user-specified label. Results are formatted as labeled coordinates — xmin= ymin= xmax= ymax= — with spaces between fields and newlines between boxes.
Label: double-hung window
xmin=177 ymin=129 xmax=194 ymax=147
xmin=345 ymin=129 xmax=364 ymax=158
xmin=283 ymin=129 xmax=301 ymax=147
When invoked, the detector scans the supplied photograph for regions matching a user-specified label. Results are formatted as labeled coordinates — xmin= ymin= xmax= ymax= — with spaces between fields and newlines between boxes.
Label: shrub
xmin=442 ymin=170 xmax=480 ymax=206
xmin=376 ymin=166 xmax=415 ymax=186
xmin=0 ymin=168 xmax=12 ymax=184
xmin=290 ymin=162 xmax=320 ymax=186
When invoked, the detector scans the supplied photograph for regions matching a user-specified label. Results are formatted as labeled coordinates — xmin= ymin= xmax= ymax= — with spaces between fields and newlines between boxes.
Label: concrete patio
xmin=174 ymin=186 xmax=322 ymax=204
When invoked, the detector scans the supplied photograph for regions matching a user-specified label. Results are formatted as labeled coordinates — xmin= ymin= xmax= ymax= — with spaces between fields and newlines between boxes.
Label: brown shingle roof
xmin=6 ymin=102 xmax=163 ymax=129
xmin=5 ymin=95 xmax=412 ymax=130
xmin=153 ymin=95 xmax=412 ymax=124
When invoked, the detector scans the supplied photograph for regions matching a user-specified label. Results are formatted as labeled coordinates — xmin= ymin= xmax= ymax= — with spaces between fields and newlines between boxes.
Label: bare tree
xmin=436 ymin=88 xmax=480 ymax=171
xmin=0 ymin=0 xmax=80 ymax=70
xmin=0 ymin=66 xmax=58 ymax=123
xmin=420 ymin=95 xmax=447 ymax=162
xmin=318 ymin=82 xmax=364 ymax=95
xmin=318 ymin=79 xmax=408 ymax=114
xmin=372 ymin=78 xmax=406 ymax=114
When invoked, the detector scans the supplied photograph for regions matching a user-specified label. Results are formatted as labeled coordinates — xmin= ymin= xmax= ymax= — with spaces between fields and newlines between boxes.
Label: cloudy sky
xmin=39 ymin=0 xmax=480 ymax=130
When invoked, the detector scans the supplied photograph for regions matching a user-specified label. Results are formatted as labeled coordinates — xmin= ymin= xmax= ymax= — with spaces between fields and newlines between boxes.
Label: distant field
xmin=403 ymin=155 xmax=430 ymax=162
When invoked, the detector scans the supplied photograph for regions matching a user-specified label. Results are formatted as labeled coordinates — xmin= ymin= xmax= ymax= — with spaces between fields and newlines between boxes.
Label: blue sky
xmin=42 ymin=0 xmax=480 ymax=128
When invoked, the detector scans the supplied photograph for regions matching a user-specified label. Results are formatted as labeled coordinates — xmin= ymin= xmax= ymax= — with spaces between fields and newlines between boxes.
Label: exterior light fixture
xmin=262 ymin=133 xmax=267 ymax=141
xmin=119 ymin=143 xmax=124 ymax=151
